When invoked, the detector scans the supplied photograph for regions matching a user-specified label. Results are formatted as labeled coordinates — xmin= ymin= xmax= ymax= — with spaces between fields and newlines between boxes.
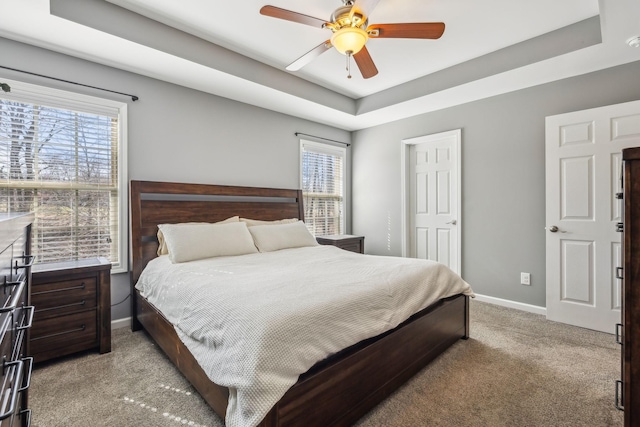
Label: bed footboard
xmin=136 ymin=291 xmax=468 ymax=427
xmin=260 ymin=294 xmax=468 ymax=427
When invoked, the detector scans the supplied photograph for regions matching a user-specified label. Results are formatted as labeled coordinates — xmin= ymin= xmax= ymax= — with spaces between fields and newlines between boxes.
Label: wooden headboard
xmin=129 ymin=180 xmax=304 ymax=289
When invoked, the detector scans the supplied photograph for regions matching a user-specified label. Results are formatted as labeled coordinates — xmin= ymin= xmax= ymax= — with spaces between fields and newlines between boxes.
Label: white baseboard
xmin=111 ymin=317 xmax=131 ymax=330
xmin=473 ymin=293 xmax=547 ymax=316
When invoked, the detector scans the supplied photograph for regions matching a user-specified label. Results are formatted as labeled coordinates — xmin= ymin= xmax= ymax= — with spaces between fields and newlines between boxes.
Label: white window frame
xmin=0 ymin=77 xmax=128 ymax=273
xmin=299 ymin=139 xmax=347 ymax=236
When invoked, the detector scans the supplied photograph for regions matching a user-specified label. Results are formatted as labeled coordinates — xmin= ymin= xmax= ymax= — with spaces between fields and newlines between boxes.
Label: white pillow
xmin=240 ymin=217 xmax=299 ymax=227
xmin=156 ymin=216 xmax=239 ymax=256
xmin=159 ymin=221 xmax=257 ymax=263
xmin=248 ymin=221 xmax=318 ymax=253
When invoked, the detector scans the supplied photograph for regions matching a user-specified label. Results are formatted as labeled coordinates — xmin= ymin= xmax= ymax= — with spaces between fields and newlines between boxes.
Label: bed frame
xmin=129 ymin=180 xmax=469 ymax=427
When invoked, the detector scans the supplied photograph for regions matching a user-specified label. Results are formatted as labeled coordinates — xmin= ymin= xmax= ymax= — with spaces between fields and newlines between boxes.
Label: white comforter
xmin=135 ymin=245 xmax=474 ymax=427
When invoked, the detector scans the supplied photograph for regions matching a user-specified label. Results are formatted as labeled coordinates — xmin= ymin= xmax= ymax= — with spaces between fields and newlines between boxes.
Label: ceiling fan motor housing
xmin=327 ymin=5 xmax=367 ymax=32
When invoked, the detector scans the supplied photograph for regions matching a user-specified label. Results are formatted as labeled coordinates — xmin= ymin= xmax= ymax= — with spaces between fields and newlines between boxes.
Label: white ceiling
xmin=1 ymin=0 xmax=640 ymax=130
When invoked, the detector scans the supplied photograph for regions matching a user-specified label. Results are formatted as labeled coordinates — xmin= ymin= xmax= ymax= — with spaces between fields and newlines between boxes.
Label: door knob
xmin=548 ymin=225 xmax=559 ymax=232
xmin=446 ymin=220 xmax=457 ymax=225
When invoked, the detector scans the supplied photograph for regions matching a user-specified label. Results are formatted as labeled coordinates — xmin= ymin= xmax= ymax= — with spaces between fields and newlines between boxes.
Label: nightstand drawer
xmin=32 ymin=277 xmax=97 ymax=320
xmin=338 ymin=242 xmax=362 ymax=253
xmin=30 ymin=310 xmax=97 ymax=359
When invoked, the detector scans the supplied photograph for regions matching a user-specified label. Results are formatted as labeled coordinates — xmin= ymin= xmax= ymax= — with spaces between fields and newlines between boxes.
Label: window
xmin=0 ymin=79 xmax=128 ymax=272
xmin=300 ymin=140 xmax=346 ymax=236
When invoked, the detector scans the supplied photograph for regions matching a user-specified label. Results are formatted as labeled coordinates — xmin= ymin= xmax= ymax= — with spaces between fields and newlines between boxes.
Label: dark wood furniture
xmin=30 ymin=258 xmax=111 ymax=363
xmin=130 ymin=180 xmax=469 ymax=427
xmin=620 ymin=148 xmax=640 ymax=426
xmin=316 ymin=234 xmax=364 ymax=253
xmin=0 ymin=212 xmax=34 ymax=427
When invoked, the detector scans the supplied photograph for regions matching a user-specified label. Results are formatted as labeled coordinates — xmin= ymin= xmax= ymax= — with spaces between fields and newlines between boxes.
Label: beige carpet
xmin=30 ymin=301 xmax=624 ymax=426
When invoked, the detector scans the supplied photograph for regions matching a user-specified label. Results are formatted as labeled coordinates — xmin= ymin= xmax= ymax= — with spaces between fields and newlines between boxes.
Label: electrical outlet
xmin=520 ymin=272 xmax=531 ymax=286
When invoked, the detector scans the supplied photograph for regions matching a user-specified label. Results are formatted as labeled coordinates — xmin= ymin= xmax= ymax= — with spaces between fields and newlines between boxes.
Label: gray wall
xmin=352 ymin=60 xmax=640 ymax=308
xmin=2 ymin=37 xmax=351 ymax=321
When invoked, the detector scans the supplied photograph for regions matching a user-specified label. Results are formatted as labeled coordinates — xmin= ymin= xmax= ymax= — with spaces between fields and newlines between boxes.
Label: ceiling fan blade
xmin=353 ymin=46 xmax=378 ymax=79
xmin=350 ymin=0 xmax=382 ymax=20
xmin=367 ymin=23 xmax=445 ymax=39
xmin=286 ymin=40 xmax=333 ymax=71
xmin=260 ymin=5 xmax=327 ymax=29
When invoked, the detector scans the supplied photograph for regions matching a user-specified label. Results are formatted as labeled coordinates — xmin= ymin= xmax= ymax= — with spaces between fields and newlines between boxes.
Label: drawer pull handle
xmin=38 ymin=300 xmax=87 ymax=313
xmin=0 ymin=280 xmax=27 ymax=313
xmin=1 ymin=276 xmax=24 ymax=298
xmin=0 ymin=358 xmax=24 ymax=420
xmin=16 ymin=306 xmax=35 ymax=331
xmin=1 ymin=277 xmax=23 ymax=289
xmin=33 ymin=283 xmax=87 ymax=296
xmin=31 ymin=324 xmax=87 ymax=341
xmin=19 ymin=408 xmax=32 ymax=427
xmin=13 ymin=255 xmax=35 ymax=272
xmin=615 ymin=323 xmax=623 ymax=345
xmin=615 ymin=379 xmax=624 ymax=411
xmin=18 ymin=357 xmax=33 ymax=393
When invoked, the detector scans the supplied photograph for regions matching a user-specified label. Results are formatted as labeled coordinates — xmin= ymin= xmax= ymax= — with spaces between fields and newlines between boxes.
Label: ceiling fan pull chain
xmin=346 ymin=50 xmax=353 ymax=79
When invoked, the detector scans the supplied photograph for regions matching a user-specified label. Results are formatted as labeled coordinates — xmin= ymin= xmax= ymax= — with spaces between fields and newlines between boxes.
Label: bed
xmin=129 ymin=180 xmax=472 ymax=427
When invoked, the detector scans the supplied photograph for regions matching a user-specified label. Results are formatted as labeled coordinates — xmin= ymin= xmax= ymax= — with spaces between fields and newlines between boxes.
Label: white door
xmin=546 ymin=100 xmax=640 ymax=333
xmin=402 ymin=130 xmax=461 ymax=274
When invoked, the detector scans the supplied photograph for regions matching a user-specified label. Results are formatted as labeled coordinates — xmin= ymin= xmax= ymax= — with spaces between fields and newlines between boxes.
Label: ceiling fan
xmin=260 ymin=0 xmax=445 ymax=79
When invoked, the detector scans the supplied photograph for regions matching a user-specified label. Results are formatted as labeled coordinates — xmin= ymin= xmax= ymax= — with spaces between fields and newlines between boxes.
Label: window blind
xmin=0 ymin=84 xmax=124 ymax=268
xmin=300 ymin=140 xmax=345 ymax=236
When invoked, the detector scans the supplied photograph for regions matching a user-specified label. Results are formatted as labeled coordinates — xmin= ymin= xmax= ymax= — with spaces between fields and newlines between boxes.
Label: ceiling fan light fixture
xmin=331 ymin=27 xmax=368 ymax=55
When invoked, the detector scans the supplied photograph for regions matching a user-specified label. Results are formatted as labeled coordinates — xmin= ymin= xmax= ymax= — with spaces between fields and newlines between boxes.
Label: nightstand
xmin=30 ymin=258 xmax=111 ymax=363
xmin=316 ymin=235 xmax=364 ymax=254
